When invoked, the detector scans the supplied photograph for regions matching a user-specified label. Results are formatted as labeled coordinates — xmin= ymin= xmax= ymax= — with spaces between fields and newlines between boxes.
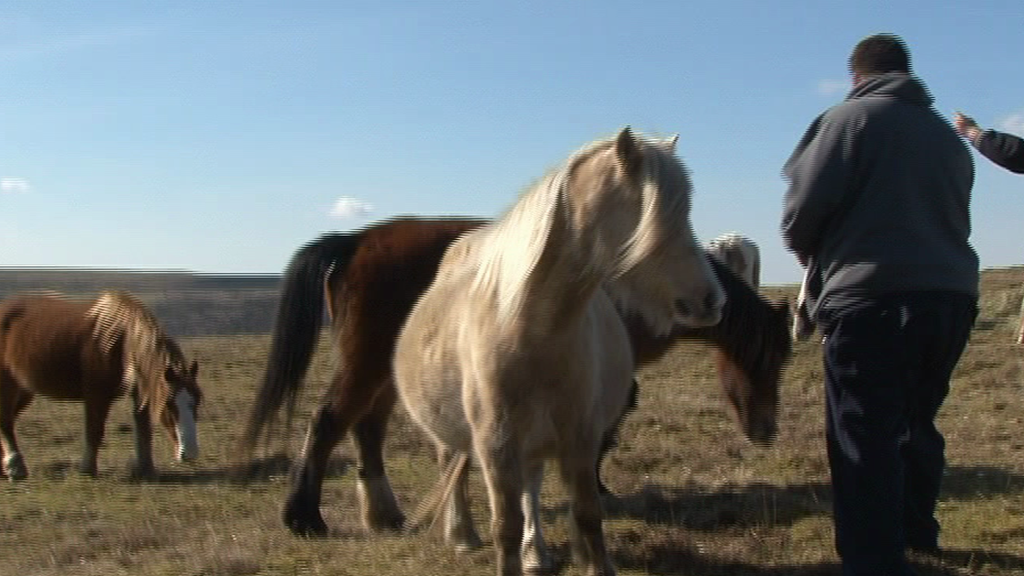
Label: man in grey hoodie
xmin=782 ymin=34 xmax=979 ymax=576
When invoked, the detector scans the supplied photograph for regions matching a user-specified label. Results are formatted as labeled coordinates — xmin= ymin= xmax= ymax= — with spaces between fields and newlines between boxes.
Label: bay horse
xmin=393 ymin=128 xmax=724 ymax=576
xmin=243 ymin=201 xmax=790 ymax=539
xmin=706 ymin=232 xmax=765 ymax=415
xmin=0 ymin=290 xmax=202 ymax=479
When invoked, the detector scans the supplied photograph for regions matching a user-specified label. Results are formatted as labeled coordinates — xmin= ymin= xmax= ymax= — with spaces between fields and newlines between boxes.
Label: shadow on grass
xmin=589 ymin=465 xmax=1024 ymax=532
xmin=120 ymin=453 xmax=354 ymax=485
xmin=614 ymin=546 xmax=1024 ymax=576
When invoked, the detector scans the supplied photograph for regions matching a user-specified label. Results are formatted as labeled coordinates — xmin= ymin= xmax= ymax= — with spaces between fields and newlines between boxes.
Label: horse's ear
xmin=666 ymin=134 xmax=679 ymax=150
xmin=189 ymin=360 xmax=199 ymax=378
xmin=615 ymin=126 xmax=643 ymax=176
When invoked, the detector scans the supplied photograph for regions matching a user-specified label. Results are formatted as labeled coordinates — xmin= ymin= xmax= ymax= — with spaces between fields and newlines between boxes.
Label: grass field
xmin=3 ymin=270 xmax=1024 ymax=575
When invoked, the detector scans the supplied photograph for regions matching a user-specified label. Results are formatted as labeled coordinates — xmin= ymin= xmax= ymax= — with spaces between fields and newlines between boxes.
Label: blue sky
xmin=1 ymin=1 xmax=1022 ymax=284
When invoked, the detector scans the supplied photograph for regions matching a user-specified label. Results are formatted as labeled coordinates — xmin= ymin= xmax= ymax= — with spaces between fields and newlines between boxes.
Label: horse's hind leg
xmin=284 ymin=369 xmax=382 ymax=536
xmin=80 ymin=395 xmax=113 ymax=476
xmin=0 ymin=379 xmax=33 ymax=481
xmin=353 ymin=381 xmax=405 ymax=532
xmin=559 ymin=452 xmax=616 ymax=576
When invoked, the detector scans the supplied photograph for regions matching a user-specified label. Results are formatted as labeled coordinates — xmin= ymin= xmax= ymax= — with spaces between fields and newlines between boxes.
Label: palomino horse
xmin=392 ymin=128 xmax=724 ymax=576
xmin=0 ymin=290 xmax=202 ymax=479
xmin=243 ymin=221 xmax=790 ymax=539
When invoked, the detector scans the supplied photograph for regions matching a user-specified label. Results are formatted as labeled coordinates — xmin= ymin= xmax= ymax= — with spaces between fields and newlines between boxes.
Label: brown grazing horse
xmin=0 ymin=290 xmax=203 ymax=479
xmin=244 ymin=216 xmax=792 ymax=537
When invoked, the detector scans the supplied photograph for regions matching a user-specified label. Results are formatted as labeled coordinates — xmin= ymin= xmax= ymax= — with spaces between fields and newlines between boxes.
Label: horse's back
xmin=330 ymin=218 xmax=486 ymax=350
xmin=0 ymin=294 xmax=113 ymax=399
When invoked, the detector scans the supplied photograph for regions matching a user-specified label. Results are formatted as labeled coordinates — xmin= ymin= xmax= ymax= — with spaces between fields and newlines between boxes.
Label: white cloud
xmin=329 ymin=196 xmax=373 ymax=219
xmin=0 ymin=177 xmax=30 ymax=194
xmin=997 ymin=111 xmax=1024 ymax=136
xmin=816 ymin=79 xmax=848 ymax=97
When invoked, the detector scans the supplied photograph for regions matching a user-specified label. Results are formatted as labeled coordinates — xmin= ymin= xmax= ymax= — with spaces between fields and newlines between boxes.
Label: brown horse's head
xmin=715 ymin=299 xmax=791 ymax=446
xmin=158 ymin=357 xmax=202 ymax=462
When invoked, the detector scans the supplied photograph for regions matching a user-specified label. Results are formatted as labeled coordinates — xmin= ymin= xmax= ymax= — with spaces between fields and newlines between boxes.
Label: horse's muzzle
xmin=674 ymin=292 xmax=724 ymax=327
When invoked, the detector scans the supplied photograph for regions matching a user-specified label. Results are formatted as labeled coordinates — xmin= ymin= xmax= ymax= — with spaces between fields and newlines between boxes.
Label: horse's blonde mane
xmin=86 ymin=290 xmax=180 ymax=420
xmin=469 ymin=132 xmax=694 ymax=330
xmin=470 ymin=137 xmax=612 ymax=327
xmin=613 ymin=139 xmax=693 ymax=277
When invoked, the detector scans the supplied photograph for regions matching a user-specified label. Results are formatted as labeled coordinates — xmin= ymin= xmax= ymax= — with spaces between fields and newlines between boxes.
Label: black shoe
xmin=906 ymin=543 xmax=941 ymax=558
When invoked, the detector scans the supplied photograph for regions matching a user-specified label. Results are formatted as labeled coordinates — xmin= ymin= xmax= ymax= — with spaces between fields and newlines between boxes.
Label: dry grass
xmin=3 ymin=269 xmax=1024 ymax=575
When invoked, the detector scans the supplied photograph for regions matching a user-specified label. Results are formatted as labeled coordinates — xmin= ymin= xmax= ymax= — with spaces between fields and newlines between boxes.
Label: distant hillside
xmin=2 ymin=265 xmax=1020 ymax=338
xmin=0 ymin=268 xmax=283 ymax=337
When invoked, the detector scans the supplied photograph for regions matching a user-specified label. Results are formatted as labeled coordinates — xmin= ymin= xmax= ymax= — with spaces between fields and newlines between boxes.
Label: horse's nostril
xmin=705 ymin=292 xmax=720 ymax=313
xmin=675 ymin=299 xmax=691 ymax=318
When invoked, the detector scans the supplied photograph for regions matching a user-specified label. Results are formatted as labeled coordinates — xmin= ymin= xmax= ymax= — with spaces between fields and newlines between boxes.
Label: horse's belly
xmin=394 ymin=304 xmax=474 ymax=452
xmin=397 ymin=373 xmax=474 ymax=452
xmin=10 ymin=351 xmax=87 ymax=399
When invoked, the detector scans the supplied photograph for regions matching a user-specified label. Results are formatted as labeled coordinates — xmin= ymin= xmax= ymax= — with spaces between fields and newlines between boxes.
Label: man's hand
xmin=954 ymin=111 xmax=983 ymax=143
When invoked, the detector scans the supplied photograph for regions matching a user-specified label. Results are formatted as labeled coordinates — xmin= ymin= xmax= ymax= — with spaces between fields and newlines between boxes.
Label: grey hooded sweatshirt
xmin=782 ymin=72 xmax=979 ymax=318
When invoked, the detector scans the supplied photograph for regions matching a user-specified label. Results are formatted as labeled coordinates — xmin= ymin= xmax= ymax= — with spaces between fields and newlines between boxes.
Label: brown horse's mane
xmin=86 ymin=290 xmax=181 ymax=422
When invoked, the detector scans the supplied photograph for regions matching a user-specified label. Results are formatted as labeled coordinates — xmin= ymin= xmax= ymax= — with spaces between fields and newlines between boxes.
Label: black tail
xmin=242 ymin=232 xmax=365 ymax=454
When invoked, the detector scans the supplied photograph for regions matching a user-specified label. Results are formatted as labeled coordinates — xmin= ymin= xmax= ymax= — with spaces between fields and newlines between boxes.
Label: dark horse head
xmin=664 ymin=256 xmax=791 ymax=445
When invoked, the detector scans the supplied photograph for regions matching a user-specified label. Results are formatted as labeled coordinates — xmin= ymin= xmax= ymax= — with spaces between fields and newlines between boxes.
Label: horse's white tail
xmin=792 ymin=267 xmax=817 ymax=342
xmin=404 ymin=452 xmax=471 ymax=534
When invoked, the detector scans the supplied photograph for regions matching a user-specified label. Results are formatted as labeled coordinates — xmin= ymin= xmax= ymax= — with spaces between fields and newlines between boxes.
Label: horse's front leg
xmin=522 ymin=461 xmax=554 ymax=574
xmin=80 ymin=395 xmax=113 ymax=477
xmin=0 ymin=381 xmax=32 ymax=480
xmin=477 ymin=440 xmax=525 ymax=576
xmin=353 ymin=380 xmax=405 ymax=532
xmin=560 ymin=451 xmax=616 ymax=576
xmin=129 ymin=387 xmax=156 ymax=478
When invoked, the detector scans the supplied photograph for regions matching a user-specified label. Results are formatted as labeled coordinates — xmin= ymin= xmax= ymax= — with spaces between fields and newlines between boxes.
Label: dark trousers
xmin=819 ymin=292 xmax=977 ymax=576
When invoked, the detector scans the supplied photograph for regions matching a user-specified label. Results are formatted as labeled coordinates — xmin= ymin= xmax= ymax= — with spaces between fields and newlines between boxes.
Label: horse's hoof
xmin=77 ymin=464 xmax=99 ymax=477
xmin=450 ymin=532 xmax=483 ymax=553
xmin=523 ymin=552 xmax=557 ymax=575
xmin=4 ymin=453 xmax=27 ymax=479
xmin=363 ymin=510 xmax=406 ymax=533
xmin=283 ymin=506 xmax=328 ymax=537
xmin=357 ymin=476 xmax=406 ymax=533
xmin=128 ymin=462 xmax=157 ymax=479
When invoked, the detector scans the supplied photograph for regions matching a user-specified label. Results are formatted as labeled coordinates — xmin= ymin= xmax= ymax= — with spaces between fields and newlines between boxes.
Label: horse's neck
xmin=510 ymin=209 xmax=606 ymax=335
xmin=676 ymin=290 xmax=762 ymax=366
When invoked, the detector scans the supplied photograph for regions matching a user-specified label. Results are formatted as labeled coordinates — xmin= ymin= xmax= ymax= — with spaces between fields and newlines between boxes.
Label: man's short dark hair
xmin=849 ymin=34 xmax=911 ymax=75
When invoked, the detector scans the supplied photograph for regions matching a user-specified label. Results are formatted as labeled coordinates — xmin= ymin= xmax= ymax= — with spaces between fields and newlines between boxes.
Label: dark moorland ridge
xmin=0 ymin=268 xmax=281 ymax=337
